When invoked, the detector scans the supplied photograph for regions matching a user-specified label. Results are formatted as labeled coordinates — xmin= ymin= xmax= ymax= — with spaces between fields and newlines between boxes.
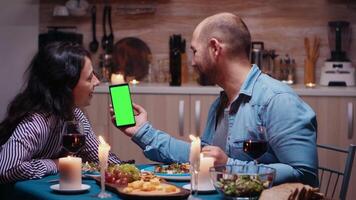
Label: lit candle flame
xmin=130 ymin=79 xmax=139 ymax=85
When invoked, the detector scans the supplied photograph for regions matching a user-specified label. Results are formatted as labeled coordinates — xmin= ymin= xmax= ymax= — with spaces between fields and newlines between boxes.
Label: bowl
xmin=53 ymin=5 xmax=69 ymax=16
xmin=65 ymin=0 xmax=89 ymax=16
xmin=209 ymin=164 xmax=276 ymax=200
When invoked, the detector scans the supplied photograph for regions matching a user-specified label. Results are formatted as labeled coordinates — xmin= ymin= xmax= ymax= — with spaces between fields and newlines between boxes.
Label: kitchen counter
xmin=94 ymin=82 xmax=356 ymax=97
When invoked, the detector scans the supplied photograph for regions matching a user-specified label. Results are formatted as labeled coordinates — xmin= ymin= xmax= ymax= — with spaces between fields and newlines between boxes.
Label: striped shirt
xmin=0 ymin=108 xmax=121 ymax=183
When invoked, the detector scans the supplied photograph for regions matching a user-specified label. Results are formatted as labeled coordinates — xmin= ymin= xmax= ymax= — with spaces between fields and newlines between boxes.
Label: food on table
xmin=216 ymin=175 xmax=268 ymax=198
xmin=82 ymin=161 xmax=99 ymax=173
xmin=123 ymin=171 xmax=178 ymax=193
xmin=154 ymin=163 xmax=190 ymax=174
xmin=105 ymin=164 xmax=141 ymax=186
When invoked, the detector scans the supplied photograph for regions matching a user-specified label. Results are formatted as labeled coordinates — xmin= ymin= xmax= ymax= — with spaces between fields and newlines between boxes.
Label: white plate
xmin=182 ymin=183 xmax=216 ymax=193
xmin=50 ymin=184 xmax=91 ymax=194
xmin=141 ymin=166 xmax=191 ymax=181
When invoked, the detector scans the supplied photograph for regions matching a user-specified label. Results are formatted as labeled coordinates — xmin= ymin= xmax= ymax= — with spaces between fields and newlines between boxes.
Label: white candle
xmin=59 ymin=156 xmax=82 ymax=190
xmin=305 ymin=82 xmax=316 ymax=88
xmin=189 ymin=135 xmax=201 ymax=167
xmin=111 ymin=73 xmax=125 ymax=85
xmin=198 ymin=153 xmax=215 ymax=189
xmin=98 ymin=136 xmax=111 ymax=170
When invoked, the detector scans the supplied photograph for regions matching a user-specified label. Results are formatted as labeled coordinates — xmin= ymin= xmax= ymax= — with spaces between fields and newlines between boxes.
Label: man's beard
xmin=195 ymin=61 xmax=216 ymax=85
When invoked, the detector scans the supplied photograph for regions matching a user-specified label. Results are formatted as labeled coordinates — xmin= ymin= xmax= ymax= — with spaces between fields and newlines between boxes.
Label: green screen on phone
xmin=109 ymin=84 xmax=136 ymax=127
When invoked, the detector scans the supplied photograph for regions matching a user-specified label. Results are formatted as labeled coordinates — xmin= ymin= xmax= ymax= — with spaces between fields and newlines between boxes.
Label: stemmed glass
xmin=97 ymin=136 xmax=111 ymax=199
xmin=62 ymin=121 xmax=85 ymax=156
xmin=243 ymin=125 xmax=268 ymax=165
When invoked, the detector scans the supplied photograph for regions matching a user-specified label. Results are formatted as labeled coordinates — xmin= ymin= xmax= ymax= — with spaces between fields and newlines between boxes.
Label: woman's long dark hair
xmin=0 ymin=42 xmax=90 ymax=144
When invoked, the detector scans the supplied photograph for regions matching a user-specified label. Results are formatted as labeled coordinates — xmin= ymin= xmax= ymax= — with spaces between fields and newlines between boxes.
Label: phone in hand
xmin=109 ymin=83 xmax=136 ymax=127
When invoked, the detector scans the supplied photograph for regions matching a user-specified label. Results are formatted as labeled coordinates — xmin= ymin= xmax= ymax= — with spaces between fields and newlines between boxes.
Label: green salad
xmin=216 ymin=175 xmax=265 ymax=198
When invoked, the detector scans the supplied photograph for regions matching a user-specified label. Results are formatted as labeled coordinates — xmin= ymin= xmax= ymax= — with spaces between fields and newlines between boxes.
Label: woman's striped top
xmin=0 ymin=108 xmax=121 ymax=183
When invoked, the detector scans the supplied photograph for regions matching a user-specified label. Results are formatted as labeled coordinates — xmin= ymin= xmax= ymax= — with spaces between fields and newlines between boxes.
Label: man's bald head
xmin=193 ymin=12 xmax=251 ymax=58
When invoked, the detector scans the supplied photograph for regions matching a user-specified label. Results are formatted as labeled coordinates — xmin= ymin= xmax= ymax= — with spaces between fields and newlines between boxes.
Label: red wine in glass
xmin=62 ymin=134 xmax=85 ymax=154
xmin=243 ymin=139 xmax=268 ymax=160
xmin=62 ymin=121 xmax=85 ymax=155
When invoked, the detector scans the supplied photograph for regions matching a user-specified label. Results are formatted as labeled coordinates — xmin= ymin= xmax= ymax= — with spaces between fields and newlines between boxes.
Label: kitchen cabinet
xmin=302 ymin=96 xmax=355 ymax=146
xmin=189 ymin=95 xmax=218 ymax=136
xmin=301 ymin=96 xmax=356 ymax=200
xmin=84 ymin=93 xmax=110 ymax=140
xmin=132 ymin=94 xmax=191 ymax=141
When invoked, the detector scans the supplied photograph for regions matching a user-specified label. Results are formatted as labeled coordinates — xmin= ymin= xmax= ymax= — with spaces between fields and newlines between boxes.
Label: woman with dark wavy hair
xmin=0 ymin=42 xmax=121 ymax=183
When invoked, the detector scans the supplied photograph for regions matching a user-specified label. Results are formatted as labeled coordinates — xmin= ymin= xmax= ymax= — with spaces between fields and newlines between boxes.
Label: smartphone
xmin=109 ymin=83 xmax=136 ymax=127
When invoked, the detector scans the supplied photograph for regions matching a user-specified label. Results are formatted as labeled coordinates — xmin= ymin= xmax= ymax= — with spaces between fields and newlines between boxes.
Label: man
xmin=114 ymin=12 xmax=318 ymax=187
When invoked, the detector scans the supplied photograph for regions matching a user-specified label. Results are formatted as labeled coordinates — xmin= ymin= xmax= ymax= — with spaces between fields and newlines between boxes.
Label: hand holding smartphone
xmin=109 ymin=83 xmax=136 ymax=127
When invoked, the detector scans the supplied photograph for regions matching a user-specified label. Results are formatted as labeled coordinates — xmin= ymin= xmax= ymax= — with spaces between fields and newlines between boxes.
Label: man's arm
xmin=131 ymin=122 xmax=190 ymax=163
xmin=263 ymin=93 xmax=318 ymax=186
xmin=111 ymin=103 xmax=191 ymax=163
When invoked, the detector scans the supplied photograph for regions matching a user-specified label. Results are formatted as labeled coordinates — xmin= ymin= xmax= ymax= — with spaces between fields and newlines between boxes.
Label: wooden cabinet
xmin=189 ymin=95 xmax=218 ymax=137
xmin=132 ymin=94 xmax=191 ymax=141
xmin=302 ymin=96 xmax=356 ymax=146
xmin=301 ymin=96 xmax=356 ymax=200
xmin=84 ymin=93 xmax=110 ymax=140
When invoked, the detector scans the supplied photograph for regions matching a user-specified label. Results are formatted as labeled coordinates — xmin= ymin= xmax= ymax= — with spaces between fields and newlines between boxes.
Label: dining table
xmin=8 ymin=164 xmax=223 ymax=200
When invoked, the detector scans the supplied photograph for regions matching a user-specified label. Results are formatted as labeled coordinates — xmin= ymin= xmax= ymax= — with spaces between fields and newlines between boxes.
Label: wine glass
xmin=62 ymin=121 xmax=85 ymax=156
xmin=243 ymin=125 xmax=268 ymax=165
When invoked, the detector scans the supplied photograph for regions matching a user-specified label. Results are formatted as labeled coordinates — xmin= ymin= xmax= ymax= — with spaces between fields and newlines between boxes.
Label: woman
xmin=0 ymin=42 xmax=121 ymax=183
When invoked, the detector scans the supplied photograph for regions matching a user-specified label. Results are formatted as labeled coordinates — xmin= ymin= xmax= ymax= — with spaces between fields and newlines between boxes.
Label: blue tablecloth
xmin=5 ymin=165 xmax=223 ymax=200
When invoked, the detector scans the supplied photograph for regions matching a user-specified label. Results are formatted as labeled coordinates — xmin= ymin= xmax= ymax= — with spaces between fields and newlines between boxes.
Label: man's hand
xmin=202 ymin=145 xmax=228 ymax=166
xmin=110 ymin=103 xmax=148 ymax=137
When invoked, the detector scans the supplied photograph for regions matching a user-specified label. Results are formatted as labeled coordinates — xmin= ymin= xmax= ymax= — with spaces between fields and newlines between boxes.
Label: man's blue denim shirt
xmin=132 ymin=65 xmax=318 ymax=187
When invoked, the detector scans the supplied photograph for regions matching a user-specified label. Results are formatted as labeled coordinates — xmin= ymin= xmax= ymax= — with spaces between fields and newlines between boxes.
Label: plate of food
xmin=93 ymin=166 xmax=190 ymax=200
xmin=141 ymin=163 xmax=190 ymax=181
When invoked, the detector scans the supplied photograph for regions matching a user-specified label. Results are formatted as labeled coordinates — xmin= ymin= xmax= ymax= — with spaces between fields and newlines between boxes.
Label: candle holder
xmin=190 ymin=163 xmax=199 ymax=197
xmin=97 ymin=164 xmax=111 ymax=198
xmin=97 ymin=136 xmax=111 ymax=198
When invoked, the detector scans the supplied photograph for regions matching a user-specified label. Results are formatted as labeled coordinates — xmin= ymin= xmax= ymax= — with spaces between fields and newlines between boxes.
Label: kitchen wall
xmin=40 ymin=0 xmax=356 ymax=84
xmin=0 ymin=0 xmax=39 ymax=120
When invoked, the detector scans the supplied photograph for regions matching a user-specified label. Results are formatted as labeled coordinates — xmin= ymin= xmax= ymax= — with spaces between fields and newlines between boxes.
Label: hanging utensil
xmin=107 ymin=5 xmax=114 ymax=53
xmin=89 ymin=5 xmax=98 ymax=53
xmin=101 ymin=5 xmax=109 ymax=51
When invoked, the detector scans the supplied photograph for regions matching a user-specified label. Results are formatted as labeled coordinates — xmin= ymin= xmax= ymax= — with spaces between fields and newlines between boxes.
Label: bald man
xmin=114 ymin=12 xmax=318 ymax=187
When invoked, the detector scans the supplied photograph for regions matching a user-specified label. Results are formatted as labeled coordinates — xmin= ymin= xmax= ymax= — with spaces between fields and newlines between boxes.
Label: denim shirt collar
xmin=239 ymin=64 xmax=261 ymax=96
xmin=218 ymin=65 xmax=261 ymax=114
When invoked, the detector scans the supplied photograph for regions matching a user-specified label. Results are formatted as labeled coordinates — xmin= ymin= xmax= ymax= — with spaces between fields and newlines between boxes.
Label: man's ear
xmin=209 ymin=38 xmax=222 ymax=58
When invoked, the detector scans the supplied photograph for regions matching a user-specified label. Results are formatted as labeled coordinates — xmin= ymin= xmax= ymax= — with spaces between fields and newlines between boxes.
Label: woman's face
xmin=72 ymin=57 xmax=100 ymax=108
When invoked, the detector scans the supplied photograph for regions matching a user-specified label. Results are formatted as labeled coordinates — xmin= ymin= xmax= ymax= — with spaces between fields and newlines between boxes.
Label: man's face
xmin=72 ymin=57 xmax=100 ymax=108
xmin=190 ymin=31 xmax=215 ymax=82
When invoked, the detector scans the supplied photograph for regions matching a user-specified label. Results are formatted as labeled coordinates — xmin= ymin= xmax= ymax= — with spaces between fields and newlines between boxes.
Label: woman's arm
xmin=0 ymin=115 xmax=58 ymax=183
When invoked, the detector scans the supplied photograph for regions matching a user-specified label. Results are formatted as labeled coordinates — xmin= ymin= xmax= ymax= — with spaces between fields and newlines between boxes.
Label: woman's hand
xmin=202 ymin=145 xmax=228 ymax=166
xmin=110 ymin=103 xmax=148 ymax=137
